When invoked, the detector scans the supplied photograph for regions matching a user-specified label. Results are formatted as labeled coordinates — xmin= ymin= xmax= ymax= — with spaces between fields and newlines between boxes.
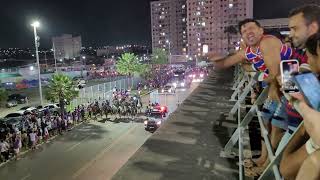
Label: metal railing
xmin=70 ymin=76 xmax=140 ymax=108
xmin=220 ymin=67 xmax=303 ymax=180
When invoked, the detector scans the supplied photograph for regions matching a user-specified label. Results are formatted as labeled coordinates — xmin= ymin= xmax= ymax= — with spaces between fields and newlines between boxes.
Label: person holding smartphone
xmin=278 ymin=5 xmax=320 ymax=180
xmin=287 ymin=33 xmax=320 ymax=180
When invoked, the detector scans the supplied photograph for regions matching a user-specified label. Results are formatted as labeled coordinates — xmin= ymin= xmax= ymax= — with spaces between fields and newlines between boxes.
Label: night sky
xmin=0 ymin=0 xmax=312 ymax=48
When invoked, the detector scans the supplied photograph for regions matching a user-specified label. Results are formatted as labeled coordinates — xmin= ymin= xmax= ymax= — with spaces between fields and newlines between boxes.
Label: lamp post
xmin=81 ymin=56 xmax=86 ymax=78
xmin=52 ymin=42 xmax=58 ymax=72
xmin=31 ymin=21 xmax=43 ymax=106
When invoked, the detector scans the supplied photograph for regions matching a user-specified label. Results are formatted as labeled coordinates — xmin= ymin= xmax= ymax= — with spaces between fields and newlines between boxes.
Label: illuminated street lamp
xmin=81 ymin=56 xmax=86 ymax=77
xmin=31 ymin=21 xmax=43 ymax=106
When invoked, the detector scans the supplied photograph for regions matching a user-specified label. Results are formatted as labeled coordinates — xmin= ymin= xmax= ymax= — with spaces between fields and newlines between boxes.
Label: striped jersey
xmin=244 ymin=35 xmax=293 ymax=79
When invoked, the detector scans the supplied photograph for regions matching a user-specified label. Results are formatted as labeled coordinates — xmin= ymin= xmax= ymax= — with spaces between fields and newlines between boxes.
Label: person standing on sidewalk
xmin=13 ymin=134 xmax=21 ymax=160
xmin=0 ymin=139 xmax=10 ymax=161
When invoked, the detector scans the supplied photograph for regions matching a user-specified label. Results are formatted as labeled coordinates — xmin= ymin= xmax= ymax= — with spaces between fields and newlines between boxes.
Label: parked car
xmin=38 ymin=103 xmax=60 ymax=115
xmin=6 ymin=100 xmax=18 ymax=108
xmin=20 ymin=106 xmax=38 ymax=113
xmin=4 ymin=111 xmax=25 ymax=118
xmin=4 ymin=117 xmax=23 ymax=132
xmin=7 ymin=94 xmax=27 ymax=104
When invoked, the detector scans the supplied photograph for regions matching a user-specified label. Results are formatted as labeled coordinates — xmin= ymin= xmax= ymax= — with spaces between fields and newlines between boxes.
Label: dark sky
xmin=0 ymin=0 xmax=311 ymax=48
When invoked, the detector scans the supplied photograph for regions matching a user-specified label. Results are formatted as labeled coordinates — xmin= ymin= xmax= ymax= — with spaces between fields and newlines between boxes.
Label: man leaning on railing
xmin=207 ymin=18 xmax=293 ymax=176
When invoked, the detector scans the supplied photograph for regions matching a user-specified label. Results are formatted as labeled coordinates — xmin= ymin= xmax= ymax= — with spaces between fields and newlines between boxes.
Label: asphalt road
xmin=0 ymin=81 xmax=200 ymax=180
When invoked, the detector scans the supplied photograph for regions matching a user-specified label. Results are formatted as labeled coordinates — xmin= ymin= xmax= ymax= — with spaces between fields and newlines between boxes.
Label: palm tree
xmin=45 ymin=74 xmax=79 ymax=116
xmin=116 ymin=53 xmax=149 ymax=76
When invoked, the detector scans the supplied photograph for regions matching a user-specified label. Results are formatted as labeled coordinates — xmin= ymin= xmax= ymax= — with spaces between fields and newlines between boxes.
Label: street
xmin=0 ymin=82 xmax=200 ymax=180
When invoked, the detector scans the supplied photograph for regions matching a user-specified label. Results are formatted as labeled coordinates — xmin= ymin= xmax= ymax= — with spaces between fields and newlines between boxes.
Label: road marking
xmin=66 ymin=122 xmax=119 ymax=152
xmin=72 ymin=123 xmax=138 ymax=179
xmin=20 ymin=174 xmax=31 ymax=180
xmin=66 ymin=134 xmax=95 ymax=152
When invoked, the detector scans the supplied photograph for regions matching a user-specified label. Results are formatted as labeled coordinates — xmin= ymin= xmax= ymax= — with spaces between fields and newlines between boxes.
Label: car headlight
xmin=173 ymin=83 xmax=177 ymax=87
xmin=181 ymin=82 xmax=185 ymax=87
xmin=192 ymin=75 xmax=196 ymax=78
xmin=157 ymin=121 xmax=161 ymax=125
xmin=161 ymin=89 xmax=164 ymax=93
xmin=144 ymin=120 xmax=148 ymax=125
xmin=168 ymin=89 xmax=172 ymax=92
xmin=200 ymin=74 xmax=204 ymax=77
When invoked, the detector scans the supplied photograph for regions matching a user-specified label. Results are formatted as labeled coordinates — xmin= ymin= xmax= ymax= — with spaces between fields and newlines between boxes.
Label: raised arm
xmin=207 ymin=49 xmax=246 ymax=69
xmin=259 ymin=38 xmax=282 ymax=83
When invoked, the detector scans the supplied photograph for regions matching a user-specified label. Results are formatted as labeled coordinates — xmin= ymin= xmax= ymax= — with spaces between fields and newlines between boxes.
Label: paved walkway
xmin=112 ymin=69 xmax=240 ymax=180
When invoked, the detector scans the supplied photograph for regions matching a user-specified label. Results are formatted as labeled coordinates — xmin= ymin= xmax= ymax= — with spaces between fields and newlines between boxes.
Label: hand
xmin=296 ymin=99 xmax=320 ymax=146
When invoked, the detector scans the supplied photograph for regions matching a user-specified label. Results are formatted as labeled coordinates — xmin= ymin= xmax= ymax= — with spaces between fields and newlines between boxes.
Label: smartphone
xmin=293 ymin=72 xmax=320 ymax=111
xmin=280 ymin=60 xmax=299 ymax=93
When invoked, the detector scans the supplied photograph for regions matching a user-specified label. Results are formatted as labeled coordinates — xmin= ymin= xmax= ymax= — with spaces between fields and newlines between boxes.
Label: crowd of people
xmin=209 ymin=4 xmax=320 ymax=179
xmin=0 ymin=91 xmax=138 ymax=163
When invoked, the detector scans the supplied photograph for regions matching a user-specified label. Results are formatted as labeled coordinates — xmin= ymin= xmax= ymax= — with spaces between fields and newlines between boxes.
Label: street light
xmin=31 ymin=20 xmax=43 ymax=106
xmin=81 ymin=56 xmax=86 ymax=77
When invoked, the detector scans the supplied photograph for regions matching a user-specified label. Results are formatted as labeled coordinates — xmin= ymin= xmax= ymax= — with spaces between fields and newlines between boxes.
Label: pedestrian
xmin=0 ymin=139 xmax=10 ymax=161
xmin=13 ymin=134 xmax=22 ymax=160
xmin=29 ymin=130 xmax=37 ymax=150
xmin=43 ymin=127 xmax=49 ymax=142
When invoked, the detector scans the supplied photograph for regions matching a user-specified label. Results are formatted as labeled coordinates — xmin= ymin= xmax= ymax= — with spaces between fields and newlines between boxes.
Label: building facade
xmin=150 ymin=0 xmax=188 ymax=56
xmin=151 ymin=0 xmax=253 ymax=59
xmin=187 ymin=0 xmax=253 ymax=56
xmin=52 ymin=34 xmax=82 ymax=60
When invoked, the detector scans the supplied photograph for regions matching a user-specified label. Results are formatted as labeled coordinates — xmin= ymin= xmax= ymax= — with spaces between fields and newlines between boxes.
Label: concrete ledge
xmin=112 ymin=69 xmax=239 ymax=180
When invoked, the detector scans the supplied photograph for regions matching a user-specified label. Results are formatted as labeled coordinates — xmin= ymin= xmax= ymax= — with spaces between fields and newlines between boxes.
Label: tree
xmin=151 ymin=48 xmax=168 ymax=65
xmin=116 ymin=53 xmax=148 ymax=76
xmin=45 ymin=74 xmax=79 ymax=116
xmin=224 ymin=25 xmax=238 ymax=52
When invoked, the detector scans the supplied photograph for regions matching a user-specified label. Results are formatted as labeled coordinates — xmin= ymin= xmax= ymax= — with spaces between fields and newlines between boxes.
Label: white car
xmin=20 ymin=106 xmax=37 ymax=113
xmin=6 ymin=100 xmax=18 ymax=108
xmin=38 ymin=103 xmax=60 ymax=114
xmin=159 ymin=85 xmax=176 ymax=94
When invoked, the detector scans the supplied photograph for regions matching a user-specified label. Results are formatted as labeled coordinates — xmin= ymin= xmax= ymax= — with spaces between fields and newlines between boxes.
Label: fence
xmin=220 ymin=66 xmax=304 ymax=180
xmin=70 ymin=76 xmax=141 ymax=109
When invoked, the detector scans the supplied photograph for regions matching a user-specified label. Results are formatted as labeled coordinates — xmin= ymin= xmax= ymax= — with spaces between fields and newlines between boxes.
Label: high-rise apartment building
xmin=150 ymin=0 xmax=188 ymax=55
xmin=151 ymin=0 xmax=253 ymax=58
xmin=52 ymin=34 xmax=82 ymax=60
xmin=187 ymin=0 xmax=253 ymax=56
